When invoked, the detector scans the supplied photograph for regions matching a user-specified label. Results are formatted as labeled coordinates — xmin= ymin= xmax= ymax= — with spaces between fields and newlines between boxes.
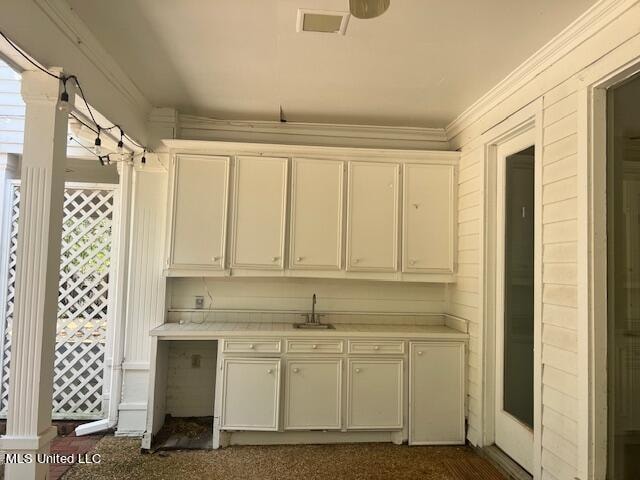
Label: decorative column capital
xmin=20 ymin=68 xmax=64 ymax=105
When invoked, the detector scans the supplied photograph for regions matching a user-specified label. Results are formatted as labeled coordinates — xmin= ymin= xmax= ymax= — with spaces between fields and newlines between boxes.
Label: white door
xmin=347 ymin=162 xmax=399 ymax=271
xmin=285 ymin=359 xmax=342 ymax=430
xmin=495 ymin=130 xmax=537 ymax=473
xmin=221 ymin=358 xmax=281 ymax=430
xmin=409 ymin=342 xmax=465 ymax=445
xmin=231 ymin=156 xmax=288 ymax=269
xmin=169 ymin=154 xmax=230 ymax=269
xmin=347 ymin=358 xmax=403 ymax=429
xmin=290 ymin=158 xmax=344 ymax=270
xmin=402 ymin=163 xmax=455 ymax=273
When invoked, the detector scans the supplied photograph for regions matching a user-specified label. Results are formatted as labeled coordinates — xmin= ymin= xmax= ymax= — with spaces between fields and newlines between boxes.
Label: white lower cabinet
xmin=347 ymin=358 xmax=403 ymax=429
xmin=285 ymin=359 xmax=342 ymax=430
xmin=409 ymin=342 xmax=465 ymax=444
xmin=221 ymin=358 xmax=281 ymax=431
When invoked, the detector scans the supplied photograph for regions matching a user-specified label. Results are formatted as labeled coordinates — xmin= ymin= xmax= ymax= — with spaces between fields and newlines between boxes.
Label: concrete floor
xmin=62 ymin=437 xmax=506 ymax=480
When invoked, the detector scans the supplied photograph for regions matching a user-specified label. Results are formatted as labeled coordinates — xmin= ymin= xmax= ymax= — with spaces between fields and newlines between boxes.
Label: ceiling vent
xmin=296 ymin=9 xmax=350 ymax=35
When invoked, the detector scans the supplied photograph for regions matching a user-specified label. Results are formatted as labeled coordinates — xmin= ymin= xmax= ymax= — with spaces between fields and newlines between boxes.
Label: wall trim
xmin=178 ymin=115 xmax=450 ymax=150
xmin=446 ymin=0 xmax=638 ymax=142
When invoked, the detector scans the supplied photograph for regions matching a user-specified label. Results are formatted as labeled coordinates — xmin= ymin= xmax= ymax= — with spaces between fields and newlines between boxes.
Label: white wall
xmin=118 ymin=168 xmax=167 ymax=435
xmin=446 ymin=1 xmax=640 ymax=479
xmin=169 ymin=277 xmax=447 ymax=315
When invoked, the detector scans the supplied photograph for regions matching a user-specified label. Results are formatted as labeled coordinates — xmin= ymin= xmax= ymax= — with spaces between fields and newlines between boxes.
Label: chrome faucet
xmin=308 ymin=293 xmax=317 ymax=324
xmin=293 ymin=293 xmax=333 ymax=329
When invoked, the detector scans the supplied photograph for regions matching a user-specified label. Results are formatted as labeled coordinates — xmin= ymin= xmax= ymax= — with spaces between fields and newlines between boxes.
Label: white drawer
xmin=223 ymin=338 xmax=282 ymax=354
xmin=286 ymin=339 xmax=344 ymax=354
xmin=348 ymin=340 xmax=405 ymax=355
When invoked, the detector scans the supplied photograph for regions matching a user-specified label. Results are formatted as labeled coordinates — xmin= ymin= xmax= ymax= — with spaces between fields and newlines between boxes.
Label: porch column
xmin=0 ymin=68 xmax=70 ymax=480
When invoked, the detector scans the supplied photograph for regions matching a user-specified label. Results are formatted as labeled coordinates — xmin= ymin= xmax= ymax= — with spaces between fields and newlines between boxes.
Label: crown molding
xmin=178 ymin=114 xmax=450 ymax=150
xmin=445 ymin=0 xmax=639 ymax=141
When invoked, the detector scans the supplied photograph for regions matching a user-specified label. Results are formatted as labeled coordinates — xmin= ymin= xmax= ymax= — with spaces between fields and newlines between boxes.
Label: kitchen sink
xmin=292 ymin=323 xmax=335 ymax=329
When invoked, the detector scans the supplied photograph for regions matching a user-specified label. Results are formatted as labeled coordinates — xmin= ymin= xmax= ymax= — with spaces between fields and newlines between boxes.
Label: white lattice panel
xmin=0 ymin=184 xmax=115 ymax=419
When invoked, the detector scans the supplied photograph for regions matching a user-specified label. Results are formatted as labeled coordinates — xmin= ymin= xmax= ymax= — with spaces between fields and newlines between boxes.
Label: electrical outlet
xmin=195 ymin=296 xmax=204 ymax=309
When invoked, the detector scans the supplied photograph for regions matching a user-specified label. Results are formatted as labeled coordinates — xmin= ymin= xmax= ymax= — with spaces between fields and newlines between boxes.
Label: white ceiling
xmin=67 ymin=0 xmax=596 ymax=128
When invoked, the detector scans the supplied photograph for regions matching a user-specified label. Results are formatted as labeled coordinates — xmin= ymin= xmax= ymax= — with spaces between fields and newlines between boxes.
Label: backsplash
xmin=167 ymin=277 xmax=448 ymax=323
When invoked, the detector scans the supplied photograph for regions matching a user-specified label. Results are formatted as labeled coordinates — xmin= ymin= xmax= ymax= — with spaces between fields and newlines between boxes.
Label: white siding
xmin=448 ymin=146 xmax=483 ymax=445
xmin=446 ymin=3 xmax=640 ymax=478
xmin=0 ymin=61 xmax=24 ymax=154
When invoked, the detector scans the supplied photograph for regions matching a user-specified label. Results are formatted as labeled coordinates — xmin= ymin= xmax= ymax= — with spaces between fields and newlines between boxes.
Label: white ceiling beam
xmin=0 ymin=0 xmax=152 ymax=144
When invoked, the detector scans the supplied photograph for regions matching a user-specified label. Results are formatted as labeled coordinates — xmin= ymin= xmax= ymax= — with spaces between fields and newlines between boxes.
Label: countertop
xmin=150 ymin=319 xmax=468 ymax=340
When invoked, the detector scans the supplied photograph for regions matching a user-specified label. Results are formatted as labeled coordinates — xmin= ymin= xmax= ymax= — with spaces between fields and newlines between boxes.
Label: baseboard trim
xmin=474 ymin=445 xmax=533 ymax=480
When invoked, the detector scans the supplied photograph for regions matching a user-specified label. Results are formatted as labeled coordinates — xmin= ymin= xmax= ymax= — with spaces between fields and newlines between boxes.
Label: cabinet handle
xmin=355 ymin=368 xmax=361 ymax=373
xmin=292 ymin=368 xmax=299 ymax=373
xmin=417 ymin=351 xmax=423 ymax=356
xmin=312 ymin=344 xmax=317 ymax=349
xmin=373 ymin=345 xmax=379 ymax=350
xmin=266 ymin=368 xmax=273 ymax=374
xmin=248 ymin=344 xmax=255 ymax=349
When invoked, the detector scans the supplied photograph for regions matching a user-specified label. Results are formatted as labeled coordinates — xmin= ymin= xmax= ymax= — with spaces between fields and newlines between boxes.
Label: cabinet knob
xmin=266 ymin=368 xmax=273 ymax=374
xmin=292 ymin=368 xmax=299 ymax=373
xmin=248 ymin=344 xmax=255 ymax=349
xmin=417 ymin=351 xmax=423 ymax=356
xmin=212 ymin=256 xmax=221 ymax=262
xmin=410 ymin=259 xmax=417 ymax=265
xmin=272 ymin=256 xmax=280 ymax=262
xmin=373 ymin=345 xmax=379 ymax=350
xmin=355 ymin=368 xmax=361 ymax=373
xmin=352 ymin=258 xmax=360 ymax=264
xmin=312 ymin=344 xmax=317 ymax=349
xmin=296 ymin=257 xmax=303 ymax=262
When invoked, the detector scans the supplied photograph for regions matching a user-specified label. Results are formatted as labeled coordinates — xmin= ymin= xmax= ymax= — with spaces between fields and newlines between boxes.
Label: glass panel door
xmin=608 ymin=73 xmax=640 ymax=480
xmin=504 ymin=146 xmax=535 ymax=429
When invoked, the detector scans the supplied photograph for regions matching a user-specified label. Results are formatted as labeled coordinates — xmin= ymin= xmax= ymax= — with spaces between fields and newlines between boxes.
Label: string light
xmin=0 ymin=29 xmax=152 ymax=168
xmin=93 ymin=126 xmax=102 ymax=156
xmin=57 ymin=77 xmax=71 ymax=113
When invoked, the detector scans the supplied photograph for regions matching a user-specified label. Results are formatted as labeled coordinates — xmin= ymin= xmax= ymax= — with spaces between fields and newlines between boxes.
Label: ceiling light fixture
xmin=349 ymin=0 xmax=390 ymax=19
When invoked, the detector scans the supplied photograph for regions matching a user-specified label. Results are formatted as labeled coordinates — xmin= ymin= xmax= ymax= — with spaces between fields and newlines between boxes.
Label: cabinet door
xmin=410 ymin=342 xmax=465 ymax=444
xmin=403 ymin=164 xmax=455 ymax=273
xmin=347 ymin=162 xmax=399 ymax=271
xmin=169 ymin=155 xmax=230 ymax=269
xmin=221 ymin=358 xmax=281 ymax=430
xmin=231 ymin=156 xmax=288 ymax=269
xmin=347 ymin=358 xmax=403 ymax=429
xmin=290 ymin=158 xmax=344 ymax=270
xmin=285 ymin=359 xmax=342 ymax=430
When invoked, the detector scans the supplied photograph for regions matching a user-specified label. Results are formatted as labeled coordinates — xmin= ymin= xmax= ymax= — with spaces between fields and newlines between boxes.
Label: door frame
xmin=577 ymin=58 xmax=640 ymax=480
xmin=480 ymin=99 xmax=543 ymax=478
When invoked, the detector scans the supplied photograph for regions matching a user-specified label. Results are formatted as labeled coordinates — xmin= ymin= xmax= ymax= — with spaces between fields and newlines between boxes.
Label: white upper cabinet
xmin=231 ymin=156 xmax=288 ymax=269
xmin=290 ymin=158 xmax=344 ymax=270
xmin=168 ymin=154 xmax=230 ymax=270
xmin=347 ymin=162 xmax=399 ymax=272
xmin=402 ymin=164 xmax=455 ymax=273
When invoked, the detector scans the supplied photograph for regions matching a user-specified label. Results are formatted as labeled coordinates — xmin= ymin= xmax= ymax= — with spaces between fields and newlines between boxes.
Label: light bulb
xmin=57 ymin=90 xmax=70 ymax=113
xmin=117 ymin=140 xmax=125 ymax=161
xmin=94 ymin=136 xmax=102 ymax=156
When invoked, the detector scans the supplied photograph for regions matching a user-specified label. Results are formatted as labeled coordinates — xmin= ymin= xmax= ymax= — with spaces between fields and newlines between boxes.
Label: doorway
xmin=607 ymin=72 xmax=640 ymax=480
xmin=494 ymin=131 xmax=536 ymax=474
